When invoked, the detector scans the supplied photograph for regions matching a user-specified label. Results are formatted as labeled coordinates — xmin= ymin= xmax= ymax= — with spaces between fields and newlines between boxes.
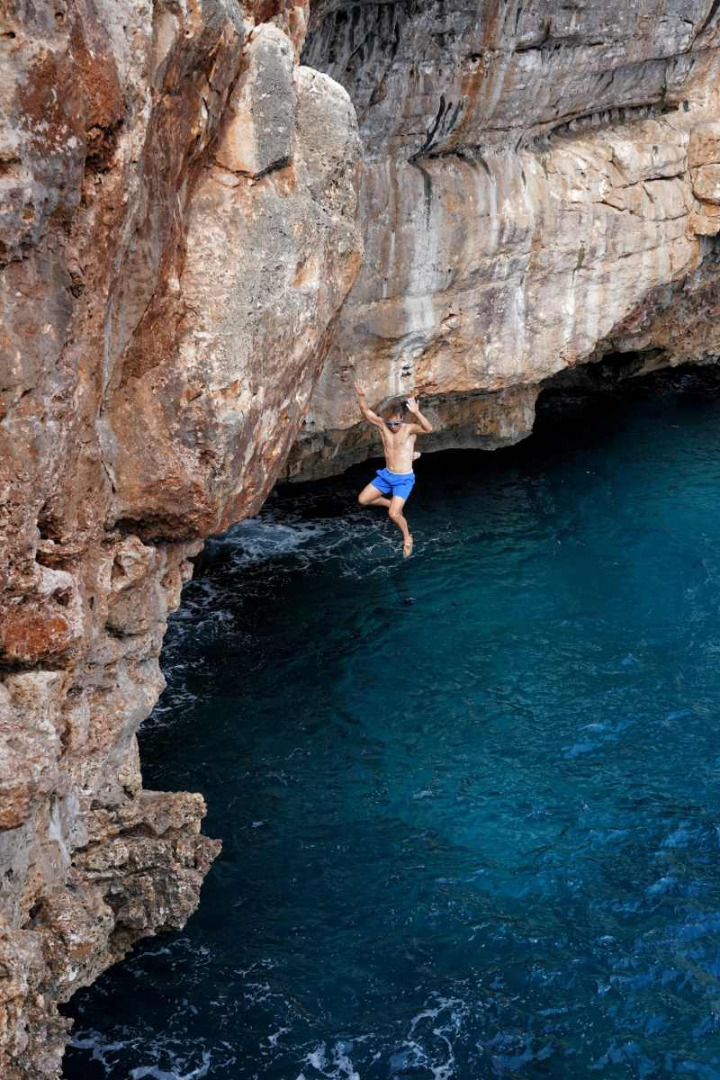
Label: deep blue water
xmin=64 ymin=378 xmax=720 ymax=1080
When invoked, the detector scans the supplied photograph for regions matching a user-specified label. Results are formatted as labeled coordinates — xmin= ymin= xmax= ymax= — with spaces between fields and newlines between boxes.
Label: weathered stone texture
xmin=0 ymin=0 xmax=361 ymax=1074
xmin=215 ymin=24 xmax=296 ymax=177
xmin=106 ymin=29 xmax=361 ymax=536
xmin=289 ymin=0 xmax=720 ymax=478
xmin=4 ymin=0 xmax=720 ymax=1074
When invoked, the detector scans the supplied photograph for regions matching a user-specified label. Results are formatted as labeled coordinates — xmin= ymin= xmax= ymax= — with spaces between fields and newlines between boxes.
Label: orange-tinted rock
xmin=0 ymin=0 xmax=361 ymax=1075
xmin=4 ymin=0 xmax=720 ymax=1075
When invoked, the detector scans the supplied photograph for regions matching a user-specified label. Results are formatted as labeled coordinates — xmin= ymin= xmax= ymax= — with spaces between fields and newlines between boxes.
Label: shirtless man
xmin=354 ymin=380 xmax=433 ymax=557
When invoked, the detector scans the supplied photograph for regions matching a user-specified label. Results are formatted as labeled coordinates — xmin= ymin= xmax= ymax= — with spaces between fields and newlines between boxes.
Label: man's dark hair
xmin=381 ymin=399 xmax=406 ymax=422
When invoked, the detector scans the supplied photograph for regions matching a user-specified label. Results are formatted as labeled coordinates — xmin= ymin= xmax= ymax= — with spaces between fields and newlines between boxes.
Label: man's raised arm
xmin=405 ymin=395 xmax=433 ymax=434
xmin=354 ymin=380 xmax=384 ymax=427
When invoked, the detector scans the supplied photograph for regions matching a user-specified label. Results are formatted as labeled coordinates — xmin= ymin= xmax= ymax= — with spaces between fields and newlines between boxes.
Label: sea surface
xmin=64 ymin=376 xmax=720 ymax=1079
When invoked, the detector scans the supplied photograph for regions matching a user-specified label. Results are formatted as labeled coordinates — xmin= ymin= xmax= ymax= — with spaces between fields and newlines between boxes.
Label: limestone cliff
xmin=4 ymin=0 xmax=720 ymax=1076
xmin=0 ymin=1 xmax=361 ymax=1075
xmin=288 ymin=0 xmax=720 ymax=478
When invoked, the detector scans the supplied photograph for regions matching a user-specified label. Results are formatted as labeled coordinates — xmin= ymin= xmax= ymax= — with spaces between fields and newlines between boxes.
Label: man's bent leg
xmin=388 ymin=495 xmax=413 ymax=556
xmin=358 ymin=483 xmax=391 ymax=508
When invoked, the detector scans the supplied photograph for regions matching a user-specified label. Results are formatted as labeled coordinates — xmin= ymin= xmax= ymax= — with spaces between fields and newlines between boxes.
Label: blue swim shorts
xmin=370 ymin=467 xmax=416 ymax=500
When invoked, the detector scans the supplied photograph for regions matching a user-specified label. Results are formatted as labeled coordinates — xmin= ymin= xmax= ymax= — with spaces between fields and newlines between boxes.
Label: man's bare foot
xmin=413 ymin=451 xmax=421 ymax=461
xmin=403 ymin=535 xmax=414 ymax=558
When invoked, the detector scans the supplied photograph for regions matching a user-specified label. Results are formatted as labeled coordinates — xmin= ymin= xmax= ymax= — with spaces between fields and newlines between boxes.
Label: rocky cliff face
xmin=288 ymin=0 xmax=720 ymax=478
xmin=0 ymin=1 xmax=361 ymax=1075
xmin=3 ymin=0 xmax=720 ymax=1075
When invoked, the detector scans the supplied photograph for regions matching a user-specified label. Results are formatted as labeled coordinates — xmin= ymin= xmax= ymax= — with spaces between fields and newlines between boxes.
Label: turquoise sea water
xmin=64 ymin=377 xmax=720 ymax=1079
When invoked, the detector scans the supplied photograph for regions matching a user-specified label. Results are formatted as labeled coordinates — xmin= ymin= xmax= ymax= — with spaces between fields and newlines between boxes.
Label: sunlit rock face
xmin=288 ymin=0 xmax=720 ymax=479
xmin=3 ymin=0 xmax=720 ymax=1071
xmin=0 ymin=0 xmax=361 ymax=1074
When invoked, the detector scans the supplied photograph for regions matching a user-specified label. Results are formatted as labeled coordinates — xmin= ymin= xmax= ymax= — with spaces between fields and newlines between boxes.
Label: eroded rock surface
xmin=5 ymin=0 xmax=720 ymax=1074
xmin=0 ymin=0 xmax=361 ymax=1074
xmin=289 ymin=0 xmax=720 ymax=478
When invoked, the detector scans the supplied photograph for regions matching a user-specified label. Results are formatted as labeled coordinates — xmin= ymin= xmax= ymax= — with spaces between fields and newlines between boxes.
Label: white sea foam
xmin=268 ymin=1024 xmax=291 ymax=1048
xmin=300 ymin=1041 xmax=361 ymax=1079
xmin=130 ymin=1054 xmax=211 ymax=1080
xmin=70 ymin=1032 xmax=136 ymax=1069
xmin=213 ymin=517 xmax=332 ymax=565
xmin=69 ymin=1030 xmax=225 ymax=1080
xmin=394 ymin=995 xmax=470 ymax=1079
xmin=208 ymin=502 xmax=448 ymax=579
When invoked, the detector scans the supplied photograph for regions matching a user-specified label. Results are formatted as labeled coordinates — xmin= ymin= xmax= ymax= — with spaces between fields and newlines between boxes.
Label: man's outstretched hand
xmin=354 ymin=379 xmax=367 ymax=398
xmin=405 ymin=393 xmax=433 ymax=433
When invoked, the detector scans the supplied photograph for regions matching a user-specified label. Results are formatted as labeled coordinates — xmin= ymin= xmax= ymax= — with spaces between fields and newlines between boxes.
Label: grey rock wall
xmin=288 ymin=0 xmax=720 ymax=478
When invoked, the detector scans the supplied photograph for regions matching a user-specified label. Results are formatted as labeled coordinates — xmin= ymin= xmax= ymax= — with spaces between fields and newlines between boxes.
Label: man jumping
xmin=354 ymin=380 xmax=433 ymax=558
